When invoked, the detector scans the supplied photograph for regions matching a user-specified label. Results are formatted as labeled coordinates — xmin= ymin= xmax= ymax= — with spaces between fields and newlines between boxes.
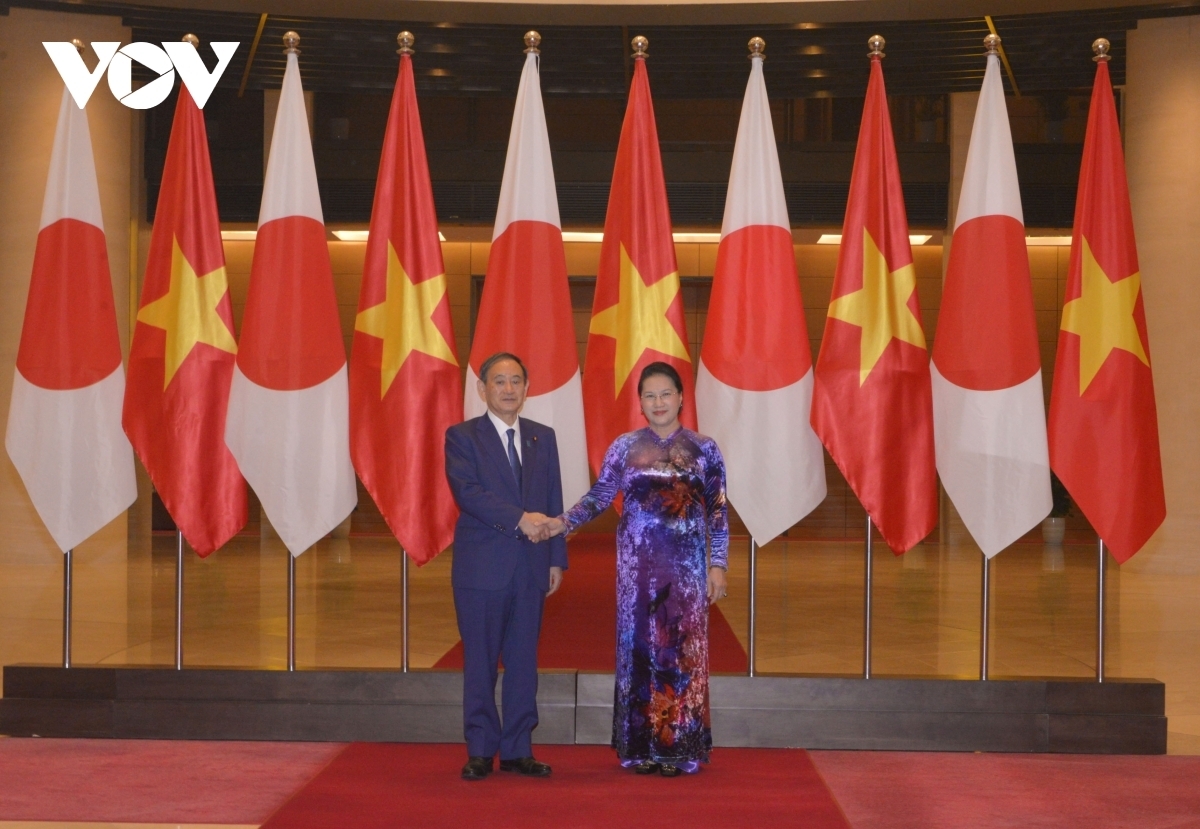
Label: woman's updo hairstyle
xmin=637 ymin=361 xmax=684 ymax=396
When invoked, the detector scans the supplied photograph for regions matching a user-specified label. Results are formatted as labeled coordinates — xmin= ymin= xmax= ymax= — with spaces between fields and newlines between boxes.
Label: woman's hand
xmin=706 ymin=566 xmax=728 ymax=604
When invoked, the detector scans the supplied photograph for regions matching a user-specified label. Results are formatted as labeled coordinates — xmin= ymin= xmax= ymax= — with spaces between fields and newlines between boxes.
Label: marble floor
xmin=1 ymin=532 xmax=1198 ymax=753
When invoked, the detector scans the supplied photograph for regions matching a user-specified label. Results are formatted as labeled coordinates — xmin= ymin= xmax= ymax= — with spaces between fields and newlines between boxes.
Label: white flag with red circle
xmin=224 ymin=48 xmax=357 ymax=556
xmin=465 ymin=50 xmax=589 ymax=507
xmin=5 ymin=87 xmax=136 ymax=552
xmin=696 ymin=55 xmax=826 ymax=545
xmin=931 ymin=53 xmax=1051 ymax=557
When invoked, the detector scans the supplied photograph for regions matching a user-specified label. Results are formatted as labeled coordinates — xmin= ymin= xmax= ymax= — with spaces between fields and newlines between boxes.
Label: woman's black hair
xmin=637 ymin=361 xmax=683 ymax=395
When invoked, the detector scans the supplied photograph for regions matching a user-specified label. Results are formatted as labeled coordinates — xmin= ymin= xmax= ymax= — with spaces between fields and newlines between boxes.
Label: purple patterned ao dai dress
xmin=562 ymin=427 xmax=729 ymax=770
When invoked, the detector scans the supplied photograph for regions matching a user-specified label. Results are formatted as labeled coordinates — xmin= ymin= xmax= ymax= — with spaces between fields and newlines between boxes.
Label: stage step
xmin=0 ymin=666 xmax=1165 ymax=753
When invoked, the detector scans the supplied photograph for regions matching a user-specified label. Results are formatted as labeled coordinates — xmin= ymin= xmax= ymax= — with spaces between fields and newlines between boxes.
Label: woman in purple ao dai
xmin=555 ymin=362 xmax=729 ymax=777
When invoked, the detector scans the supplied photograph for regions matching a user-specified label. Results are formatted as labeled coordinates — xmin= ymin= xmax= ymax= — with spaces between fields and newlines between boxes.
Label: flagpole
xmin=62 ymin=549 xmax=73 ymax=669
xmin=1097 ymin=538 xmax=1106 ymax=683
xmin=979 ymin=552 xmax=990 ymax=680
xmin=401 ymin=551 xmax=410 ymax=673
xmin=747 ymin=538 xmax=757 ymax=677
xmin=175 ymin=530 xmax=184 ymax=670
xmin=863 ymin=516 xmax=873 ymax=679
xmin=287 ymin=553 xmax=296 ymax=672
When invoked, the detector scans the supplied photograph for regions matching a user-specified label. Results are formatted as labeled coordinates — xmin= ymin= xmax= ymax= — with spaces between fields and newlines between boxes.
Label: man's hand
xmin=548 ymin=566 xmax=564 ymax=596
xmin=519 ymin=512 xmax=551 ymax=542
xmin=706 ymin=566 xmax=728 ymax=604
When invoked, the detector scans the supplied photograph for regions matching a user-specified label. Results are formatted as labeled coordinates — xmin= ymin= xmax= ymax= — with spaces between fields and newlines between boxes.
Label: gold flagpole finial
xmin=632 ymin=35 xmax=649 ymax=60
xmin=397 ymin=31 xmax=415 ymax=56
xmin=283 ymin=31 xmax=300 ymax=55
xmin=984 ymin=34 xmax=1000 ymax=56
xmin=70 ymin=38 xmax=84 ymax=54
xmin=868 ymin=35 xmax=886 ymax=59
xmin=1093 ymin=38 xmax=1112 ymax=62
xmin=524 ymin=31 xmax=541 ymax=54
xmin=748 ymin=37 xmax=766 ymax=61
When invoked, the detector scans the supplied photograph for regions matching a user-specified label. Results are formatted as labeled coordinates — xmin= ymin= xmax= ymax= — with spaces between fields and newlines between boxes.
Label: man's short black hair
xmin=479 ymin=352 xmax=528 ymax=383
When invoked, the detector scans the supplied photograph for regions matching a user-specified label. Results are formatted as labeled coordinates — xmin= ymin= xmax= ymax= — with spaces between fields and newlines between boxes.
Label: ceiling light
xmin=330 ymin=230 xmax=446 ymax=242
xmin=561 ymin=232 xmax=605 ymax=243
xmin=561 ymin=231 xmax=724 ymax=244
xmin=818 ymin=234 xmax=932 ymax=245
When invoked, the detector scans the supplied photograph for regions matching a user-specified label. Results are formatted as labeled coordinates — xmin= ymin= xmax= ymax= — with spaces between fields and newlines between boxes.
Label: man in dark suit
xmin=445 ymin=352 xmax=567 ymax=781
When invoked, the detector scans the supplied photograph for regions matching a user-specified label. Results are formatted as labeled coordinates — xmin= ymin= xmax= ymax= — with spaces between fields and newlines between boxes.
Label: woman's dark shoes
xmin=461 ymin=756 xmax=493 ymax=781
xmin=659 ymin=764 xmax=683 ymax=778
xmin=499 ymin=756 xmax=552 ymax=777
xmin=633 ymin=761 xmax=661 ymax=775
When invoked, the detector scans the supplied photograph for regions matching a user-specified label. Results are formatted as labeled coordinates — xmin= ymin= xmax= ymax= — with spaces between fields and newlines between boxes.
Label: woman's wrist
xmin=709 ymin=564 xmax=727 ymax=572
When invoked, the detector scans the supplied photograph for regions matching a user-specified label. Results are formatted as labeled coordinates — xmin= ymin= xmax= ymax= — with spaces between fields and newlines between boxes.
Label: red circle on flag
xmin=933 ymin=214 xmax=1040 ymax=390
xmin=237 ymin=216 xmax=347 ymax=390
xmin=16 ymin=219 xmax=123 ymax=390
xmin=702 ymin=224 xmax=812 ymax=391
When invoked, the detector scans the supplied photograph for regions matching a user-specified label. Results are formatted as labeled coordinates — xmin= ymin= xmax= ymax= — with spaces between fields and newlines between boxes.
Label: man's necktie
xmin=506 ymin=428 xmax=522 ymax=489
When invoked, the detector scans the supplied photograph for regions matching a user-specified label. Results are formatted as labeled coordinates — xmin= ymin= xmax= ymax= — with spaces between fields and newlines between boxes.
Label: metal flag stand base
xmin=863 ymin=516 xmax=873 ymax=679
xmin=401 ymin=551 xmax=410 ymax=673
xmin=62 ymin=548 xmax=73 ymax=669
xmin=980 ymin=551 xmax=991 ymax=680
xmin=1097 ymin=538 xmax=1106 ymax=683
xmin=747 ymin=538 xmax=757 ymax=677
xmin=287 ymin=553 xmax=296 ymax=672
xmin=175 ymin=531 xmax=184 ymax=670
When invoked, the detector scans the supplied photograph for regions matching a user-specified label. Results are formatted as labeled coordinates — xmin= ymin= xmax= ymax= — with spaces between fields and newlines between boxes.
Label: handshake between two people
xmin=518 ymin=512 xmax=567 ymax=543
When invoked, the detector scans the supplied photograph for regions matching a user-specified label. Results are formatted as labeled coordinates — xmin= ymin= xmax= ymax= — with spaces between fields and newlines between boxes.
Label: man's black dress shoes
xmin=499 ymin=757 xmax=552 ymax=777
xmin=461 ymin=756 xmax=493 ymax=781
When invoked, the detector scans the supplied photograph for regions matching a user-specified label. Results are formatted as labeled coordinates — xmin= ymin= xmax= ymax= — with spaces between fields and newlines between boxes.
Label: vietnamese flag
xmin=810 ymin=42 xmax=937 ymax=554
xmin=5 ymin=84 xmax=136 ymax=552
xmin=224 ymin=35 xmax=357 ymax=556
xmin=582 ymin=38 xmax=695 ymax=472
xmin=1047 ymin=49 xmax=1165 ymax=563
xmin=466 ymin=35 xmax=590 ymax=509
xmin=349 ymin=37 xmax=462 ymax=565
xmin=696 ymin=43 xmax=825 ymax=545
xmin=123 ymin=81 xmax=247 ymax=557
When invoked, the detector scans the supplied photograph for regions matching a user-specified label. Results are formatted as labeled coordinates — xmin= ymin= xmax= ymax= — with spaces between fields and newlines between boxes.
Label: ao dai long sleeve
xmin=562 ymin=427 xmax=729 ymax=766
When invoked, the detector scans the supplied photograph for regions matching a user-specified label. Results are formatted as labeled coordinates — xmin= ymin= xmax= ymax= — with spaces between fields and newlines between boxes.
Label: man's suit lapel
xmin=519 ymin=418 xmax=538 ymax=503
xmin=476 ymin=416 xmax=521 ymax=501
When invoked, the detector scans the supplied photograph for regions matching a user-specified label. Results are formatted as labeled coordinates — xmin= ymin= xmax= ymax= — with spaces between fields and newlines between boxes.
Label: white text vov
xmin=44 ymin=41 xmax=241 ymax=110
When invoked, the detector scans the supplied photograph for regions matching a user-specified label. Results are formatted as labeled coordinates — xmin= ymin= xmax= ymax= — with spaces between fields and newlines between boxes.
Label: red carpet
xmin=811 ymin=750 xmax=1200 ymax=829
xmin=0 ymin=737 xmax=341 ymax=823
xmin=260 ymin=743 xmax=850 ymax=829
xmin=436 ymin=533 xmax=749 ymax=672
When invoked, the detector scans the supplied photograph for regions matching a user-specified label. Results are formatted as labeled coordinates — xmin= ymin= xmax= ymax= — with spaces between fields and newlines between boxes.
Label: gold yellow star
xmin=1060 ymin=236 xmax=1148 ymax=395
xmin=827 ymin=229 xmax=925 ymax=385
xmin=589 ymin=243 xmax=691 ymax=397
xmin=355 ymin=241 xmax=457 ymax=398
xmin=136 ymin=237 xmax=237 ymax=389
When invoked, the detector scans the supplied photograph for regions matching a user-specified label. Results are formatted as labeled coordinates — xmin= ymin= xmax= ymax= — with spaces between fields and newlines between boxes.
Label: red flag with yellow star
xmin=810 ymin=47 xmax=937 ymax=554
xmin=582 ymin=43 xmax=695 ymax=472
xmin=349 ymin=45 xmax=462 ymax=564
xmin=1047 ymin=54 xmax=1164 ymax=563
xmin=123 ymin=85 xmax=246 ymax=557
